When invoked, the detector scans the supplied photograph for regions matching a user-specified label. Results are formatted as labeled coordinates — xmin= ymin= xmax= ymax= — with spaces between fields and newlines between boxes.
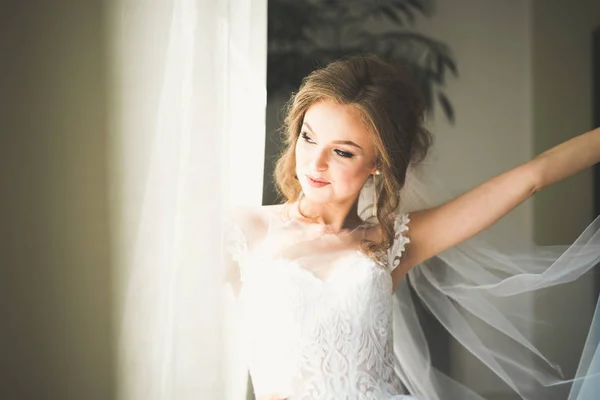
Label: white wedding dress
xmin=225 ymin=197 xmax=600 ymax=400
xmin=226 ymin=205 xmax=415 ymax=400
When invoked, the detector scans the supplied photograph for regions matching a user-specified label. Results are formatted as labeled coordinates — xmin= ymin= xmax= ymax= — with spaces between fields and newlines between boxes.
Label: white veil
xmin=360 ymin=165 xmax=600 ymax=400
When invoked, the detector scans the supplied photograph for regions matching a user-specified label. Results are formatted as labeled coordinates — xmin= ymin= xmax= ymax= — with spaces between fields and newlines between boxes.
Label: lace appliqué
xmin=388 ymin=213 xmax=411 ymax=272
xmin=225 ymin=223 xmax=249 ymax=281
xmin=240 ymin=251 xmax=408 ymax=399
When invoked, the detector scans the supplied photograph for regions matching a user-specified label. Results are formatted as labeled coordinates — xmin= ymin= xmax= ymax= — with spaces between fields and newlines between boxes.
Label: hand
xmin=256 ymin=395 xmax=288 ymax=400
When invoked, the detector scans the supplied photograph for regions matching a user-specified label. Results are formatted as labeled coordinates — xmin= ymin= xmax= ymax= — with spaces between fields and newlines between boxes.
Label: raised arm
xmin=392 ymin=127 xmax=600 ymax=284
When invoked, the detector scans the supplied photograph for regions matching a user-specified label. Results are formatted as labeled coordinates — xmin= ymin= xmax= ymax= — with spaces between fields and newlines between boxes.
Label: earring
xmin=372 ymin=172 xmax=379 ymax=218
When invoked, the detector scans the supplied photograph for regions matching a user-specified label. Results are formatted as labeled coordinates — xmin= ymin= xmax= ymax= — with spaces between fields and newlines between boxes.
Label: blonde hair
xmin=274 ymin=54 xmax=432 ymax=257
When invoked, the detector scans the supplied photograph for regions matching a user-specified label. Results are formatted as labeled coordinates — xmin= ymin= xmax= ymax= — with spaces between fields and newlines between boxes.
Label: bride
xmin=224 ymin=54 xmax=600 ymax=400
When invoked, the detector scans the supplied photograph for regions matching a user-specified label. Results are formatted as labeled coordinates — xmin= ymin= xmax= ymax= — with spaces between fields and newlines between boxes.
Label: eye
xmin=300 ymin=132 xmax=315 ymax=144
xmin=334 ymin=149 xmax=354 ymax=159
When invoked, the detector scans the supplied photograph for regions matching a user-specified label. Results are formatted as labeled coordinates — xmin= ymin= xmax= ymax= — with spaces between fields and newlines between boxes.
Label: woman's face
xmin=295 ymin=99 xmax=378 ymax=205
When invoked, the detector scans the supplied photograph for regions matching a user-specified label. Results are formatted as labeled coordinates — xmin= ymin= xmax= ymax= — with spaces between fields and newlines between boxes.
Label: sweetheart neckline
xmin=245 ymin=250 xmax=390 ymax=287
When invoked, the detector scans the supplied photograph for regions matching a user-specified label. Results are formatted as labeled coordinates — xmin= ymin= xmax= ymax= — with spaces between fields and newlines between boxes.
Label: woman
xmin=224 ymin=54 xmax=600 ymax=400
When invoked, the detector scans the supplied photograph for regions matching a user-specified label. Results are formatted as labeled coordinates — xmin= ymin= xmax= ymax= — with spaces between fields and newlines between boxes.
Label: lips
xmin=306 ymin=175 xmax=330 ymax=188
xmin=307 ymin=175 xmax=329 ymax=184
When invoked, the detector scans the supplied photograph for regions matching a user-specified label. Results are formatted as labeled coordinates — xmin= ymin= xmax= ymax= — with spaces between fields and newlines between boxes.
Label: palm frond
xmin=267 ymin=0 xmax=458 ymax=123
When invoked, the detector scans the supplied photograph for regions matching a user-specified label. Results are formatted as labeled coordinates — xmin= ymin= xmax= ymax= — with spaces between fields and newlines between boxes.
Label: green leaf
xmin=378 ymin=5 xmax=402 ymax=24
xmin=437 ymin=92 xmax=455 ymax=123
xmin=267 ymin=0 xmax=458 ymax=124
xmin=390 ymin=1 xmax=416 ymax=24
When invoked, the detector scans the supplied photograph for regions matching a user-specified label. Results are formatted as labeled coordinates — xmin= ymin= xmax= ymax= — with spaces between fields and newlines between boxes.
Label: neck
xmin=296 ymin=194 xmax=364 ymax=232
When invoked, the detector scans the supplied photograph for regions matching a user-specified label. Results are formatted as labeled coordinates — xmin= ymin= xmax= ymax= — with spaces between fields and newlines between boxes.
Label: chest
xmin=239 ymin=251 xmax=392 ymax=330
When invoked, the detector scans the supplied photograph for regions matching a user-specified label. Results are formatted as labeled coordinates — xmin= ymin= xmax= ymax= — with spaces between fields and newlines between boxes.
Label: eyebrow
xmin=303 ymin=122 xmax=364 ymax=151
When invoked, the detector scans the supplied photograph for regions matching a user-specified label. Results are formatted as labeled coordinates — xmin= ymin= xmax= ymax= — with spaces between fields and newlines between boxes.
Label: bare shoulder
xmin=229 ymin=204 xmax=271 ymax=227
xmin=228 ymin=203 xmax=288 ymax=245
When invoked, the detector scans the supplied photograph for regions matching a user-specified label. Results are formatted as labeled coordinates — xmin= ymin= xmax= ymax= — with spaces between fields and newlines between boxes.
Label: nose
xmin=311 ymin=149 xmax=328 ymax=172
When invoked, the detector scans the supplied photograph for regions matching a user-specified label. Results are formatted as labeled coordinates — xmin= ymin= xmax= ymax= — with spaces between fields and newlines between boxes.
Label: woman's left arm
xmin=534 ymin=127 xmax=600 ymax=189
xmin=393 ymin=127 xmax=600 ymax=282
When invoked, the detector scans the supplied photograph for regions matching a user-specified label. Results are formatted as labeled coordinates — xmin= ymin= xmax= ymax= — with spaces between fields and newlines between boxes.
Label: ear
xmin=370 ymin=156 xmax=380 ymax=176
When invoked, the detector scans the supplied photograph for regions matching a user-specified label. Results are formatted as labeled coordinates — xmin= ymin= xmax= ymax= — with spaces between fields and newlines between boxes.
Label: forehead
xmin=303 ymin=100 xmax=371 ymax=143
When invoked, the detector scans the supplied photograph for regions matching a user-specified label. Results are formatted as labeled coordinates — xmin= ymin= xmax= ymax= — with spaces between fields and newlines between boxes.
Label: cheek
xmin=294 ymin=141 xmax=306 ymax=171
xmin=334 ymin=162 xmax=370 ymax=187
xmin=295 ymin=140 xmax=317 ymax=170
xmin=294 ymin=141 xmax=303 ymax=161
xmin=295 ymin=135 xmax=307 ymax=154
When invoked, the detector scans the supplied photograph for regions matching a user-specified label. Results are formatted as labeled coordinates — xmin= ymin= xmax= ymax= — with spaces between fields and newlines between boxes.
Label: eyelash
xmin=300 ymin=132 xmax=355 ymax=159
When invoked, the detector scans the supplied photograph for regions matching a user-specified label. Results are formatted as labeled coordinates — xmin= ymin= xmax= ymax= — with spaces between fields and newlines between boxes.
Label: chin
xmin=301 ymin=183 xmax=332 ymax=201
xmin=305 ymin=192 xmax=330 ymax=202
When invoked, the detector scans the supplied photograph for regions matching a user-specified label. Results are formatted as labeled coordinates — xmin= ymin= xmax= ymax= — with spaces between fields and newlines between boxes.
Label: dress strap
xmin=388 ymin=213 xmax=411 ymax=272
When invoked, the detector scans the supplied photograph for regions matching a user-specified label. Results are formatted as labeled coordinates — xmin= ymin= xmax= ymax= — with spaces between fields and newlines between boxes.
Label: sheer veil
xmin=357 ymin=165 xmax=600 ymax=399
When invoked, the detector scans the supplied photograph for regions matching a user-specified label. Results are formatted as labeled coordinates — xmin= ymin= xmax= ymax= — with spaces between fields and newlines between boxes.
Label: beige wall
xmin=413 ymin=0 xmax=534 ymax=248
xmin=533 ymin=0 xmax=599 ymax=244
xmin=414 ymin=0 xmax=600 ymax=397
xmin=0 ymin=3 xmax=115 ymax=400
xmin=531 ymin=0 xmax=600 ymax=394
xmin=412 ymin=1 xmax=534 ymax=396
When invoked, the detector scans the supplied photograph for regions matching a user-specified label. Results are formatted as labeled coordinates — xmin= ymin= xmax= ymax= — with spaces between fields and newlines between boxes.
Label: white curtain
xmin=107 ymin=1 xmax=266 ymax=399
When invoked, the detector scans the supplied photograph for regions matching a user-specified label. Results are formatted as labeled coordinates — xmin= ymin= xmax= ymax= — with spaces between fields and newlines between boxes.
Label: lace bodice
xmin=225 ymin=206 xmax=414 ymax=400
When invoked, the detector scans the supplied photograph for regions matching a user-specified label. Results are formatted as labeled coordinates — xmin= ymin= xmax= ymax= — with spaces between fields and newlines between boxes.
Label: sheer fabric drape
xmin=358 ymin=166 xmax=600 ymax=400
xmin=107 ymin=1 xmax=266 ymax=399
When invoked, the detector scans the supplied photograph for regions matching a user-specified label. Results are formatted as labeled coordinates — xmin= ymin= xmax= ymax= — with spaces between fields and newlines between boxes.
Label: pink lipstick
xmin=306 ymin=175 xmax=330 ymax=188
